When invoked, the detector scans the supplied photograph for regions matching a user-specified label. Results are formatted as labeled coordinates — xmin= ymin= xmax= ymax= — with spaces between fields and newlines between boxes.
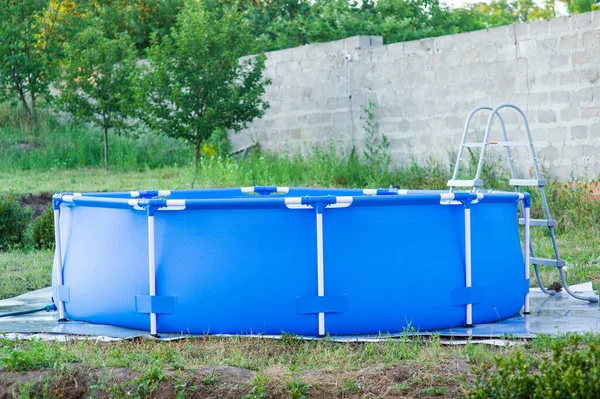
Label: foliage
xmin=469 ymin=335 xmax=600 ymax=398
xmin=0 ymin=119 xmax=191 ymax=171
xmin=246 ymin=374 xmax=269 ymax=399
xmin=32 ymin=204 xmax=54 ymax=250
xmin=58 ymin=20 xmax=139 ymax=170
xmin=362 ymin=100 xmax=391 ymax=179
xmin=0 ymin=337 xmax=77 ymax=370
xmin=88 ymin=0 xmax=184 ymax=51
xmin=139 ymin=0 xmax=270 ymax=166
xmin=0 ymin=0 xmax=83 ymax=130
xmin=0 ymin=195 xmax=32 ymax=251
xmin=474 ymin=0 xmax=557 ymax=26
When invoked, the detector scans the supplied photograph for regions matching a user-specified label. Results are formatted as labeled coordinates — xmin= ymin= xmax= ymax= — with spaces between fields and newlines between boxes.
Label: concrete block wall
xmin=231 ymin=11 xmax=600 ymax=180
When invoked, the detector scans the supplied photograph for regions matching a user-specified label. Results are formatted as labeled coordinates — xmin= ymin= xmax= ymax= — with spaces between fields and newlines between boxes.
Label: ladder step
xmin=447 ymin=179 xmax=483 ymax=187
xmin=519 ymin=218 xmax=557 ymax=227
xmin=530 ymin=257 xmax=566 ymax=267
xmin=463 ymin=141 xmax=530 ymax=148
xmin=509 ymin=179 xmax=546 ymax=187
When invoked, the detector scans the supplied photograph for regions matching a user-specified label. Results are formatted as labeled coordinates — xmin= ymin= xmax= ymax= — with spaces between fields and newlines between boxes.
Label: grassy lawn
xmin=0 ymin=329 xmax=591 ymax=398
xmin=2 ymin=123 xmax=600 ymax=397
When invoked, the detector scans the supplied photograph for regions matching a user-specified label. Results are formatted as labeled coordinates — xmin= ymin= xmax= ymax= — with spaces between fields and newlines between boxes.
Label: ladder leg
xmin=534 ymin=264 xmax=556 ymax=295
xmin=559 ymin=266 xmax=598 ymax=302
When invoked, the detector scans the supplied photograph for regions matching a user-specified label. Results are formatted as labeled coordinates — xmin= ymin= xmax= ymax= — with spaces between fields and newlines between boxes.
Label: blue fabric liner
xmin=296 ymin=295 xmax=348 ymax=314
xmin=450 ymin=286 xmax=483 ymax=306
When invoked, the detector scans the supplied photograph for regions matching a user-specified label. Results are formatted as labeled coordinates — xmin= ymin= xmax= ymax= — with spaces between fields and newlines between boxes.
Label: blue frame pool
xmin=51 ymin=187 xmax=530 ymax=336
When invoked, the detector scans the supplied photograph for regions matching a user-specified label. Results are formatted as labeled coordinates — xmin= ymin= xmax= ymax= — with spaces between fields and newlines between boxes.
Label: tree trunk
xmin=194 ymin=139 xmax=201 ymax=168
xmin=103 ymin=127 xmax=109 ymax=171
xmin=30 ymin=91 xmax=39 ymax=135
xmin=16 ymin=87 xmax=33 ymax=125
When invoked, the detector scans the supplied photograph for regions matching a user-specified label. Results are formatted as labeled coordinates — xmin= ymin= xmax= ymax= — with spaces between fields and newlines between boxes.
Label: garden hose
xmin=0 ymin=304 xmax=56 ymax=318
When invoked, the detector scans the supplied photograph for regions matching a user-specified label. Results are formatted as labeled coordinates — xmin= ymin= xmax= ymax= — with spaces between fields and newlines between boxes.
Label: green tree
xmin=0 ymin=0 xmax=82 ymax=131
xmin=139 ymin=0 xmax=270 ymax=166
xmin=560 ymin=0 xmax=599 ymax=13
xmin=58 ymin=22 xmax=139 ymax=170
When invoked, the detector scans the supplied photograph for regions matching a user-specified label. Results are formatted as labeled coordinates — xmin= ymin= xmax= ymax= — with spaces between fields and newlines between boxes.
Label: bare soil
xmin=16 ymin=192 xmax=53 ymax=218
xmin=0 ymin=361 xmax=470 ymax=399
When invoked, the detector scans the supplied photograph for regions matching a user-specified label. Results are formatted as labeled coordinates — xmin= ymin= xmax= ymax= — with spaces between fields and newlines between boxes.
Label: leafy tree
xmin=560 ymin=0 xmax=599 ymax=13
xmin=58 ymin=22 xmax=139 ymax=170
xmin=86 ymin=0 xmax=184 ymax=51
xmin=0 ymin=0 xmax=82 ymax=131
xmin=139 ymin=0 xmax=270 ymax=166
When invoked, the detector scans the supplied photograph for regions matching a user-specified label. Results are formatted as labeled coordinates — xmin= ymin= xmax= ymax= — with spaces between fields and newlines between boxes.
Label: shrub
xmin=468 ymin=335 xmax=600 ymax=398
xmin=0 ymin=195 xmax=32 ymax=251
xmin=32 ymin=205 xmax=54 ymax=250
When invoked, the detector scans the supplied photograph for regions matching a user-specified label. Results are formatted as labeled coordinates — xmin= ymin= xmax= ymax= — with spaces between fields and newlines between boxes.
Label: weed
xmin=246 ymin=374 xmax=269 ymax=399
xmin=202 ymin=373 xmax=219 ymax=386
xmin=393 ymin=383 xmax=408 ymax=393
xmin=342 ymin=379 xmax=360 ymax=393
xmin=135 ymin=361 xmax=164 ymax=397
xmin=0 ymin=338 xmax=77 ymax=371
xmin=285 ymin=365 xmax=310 ymax=399
xmin=174 ymin=378 xmax=198 ymax=399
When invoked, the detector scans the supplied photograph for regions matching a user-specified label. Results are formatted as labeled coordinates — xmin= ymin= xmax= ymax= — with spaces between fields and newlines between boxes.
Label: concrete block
xmin=549 ymin=16 xmax=571 ymax=36
xmin=514 ymin=22 xmax=529 ymax=41
xmin=550 ymin=91 xmax=570 ymax=105
xmin=591 ymin=123 xmax=600 ymax=139
xmin=582 ymin=30 xmax=600 ymax=48
xmin=434 ymin=34 xmax=454 ymax=50
xmin=571 ymin=11 xmax=594 ymax=32
xmin=546 ymin=126 xmax=567 ymax=142
xmin=572 ymin=51 xmax=590 ymax=66
xmin=561 ymin=107 xmax=580 ymax=121
xmin=550 ymin=55 xmax=569 ymax=68
xmin=570 ymin=87 xmax=594 ymax=105
xmin=570 ymin=125 xmax=589 ymax=139
xmin=582 ymin=107 xmax=600 ymax=119
xmin=528 ymin=20 xmax=549 ymax=37
xmin=557 ymin=35 xmax=580 ymax=53
xmin=538 ymin=109 xmax=557 ymax=123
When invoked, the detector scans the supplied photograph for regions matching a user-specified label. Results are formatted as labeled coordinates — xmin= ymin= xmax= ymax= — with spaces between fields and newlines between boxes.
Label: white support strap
xmin=316 ymin=211 xmax=325 ymax=336
xmin=524 ymin=207 xmax=530 ymax=314
xmin=53 ymin=209 xmax=66 ymax=320
xmin=147 ymin=215 xmax=157 ymax=336
xmin=464 ymin=207 xmax=473 ymax=326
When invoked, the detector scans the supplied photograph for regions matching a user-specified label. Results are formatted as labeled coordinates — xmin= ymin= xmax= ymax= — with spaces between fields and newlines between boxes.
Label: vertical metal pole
xmin=464 ymin=205 xmax=473 ymax=327
xmin=147 ymin=210 xmax=157 ymax=336
xmin=316 ymin=204 xmax=325 ymax=336
xmin=524 ymin=205 xmax=531 ymax=314
xmin=53 ymin=209 xmax=66 ymax=320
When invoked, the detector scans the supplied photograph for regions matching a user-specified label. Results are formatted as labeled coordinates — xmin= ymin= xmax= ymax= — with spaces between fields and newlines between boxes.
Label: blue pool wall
xmin=52 ymin=188 xmax=528 ymax=335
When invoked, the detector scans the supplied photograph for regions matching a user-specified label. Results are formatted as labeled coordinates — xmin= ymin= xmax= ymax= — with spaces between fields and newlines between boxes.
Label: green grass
xmin=0 ymin=250 xmax=53 ymax=299
xmin=1 ymin=107 xmax=600 ymax=397
xmin=1 ymin=332 xmax=600 ymax=397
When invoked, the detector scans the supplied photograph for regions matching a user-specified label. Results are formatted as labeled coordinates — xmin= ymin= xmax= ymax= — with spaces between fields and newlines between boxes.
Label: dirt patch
xmin=16 ymin=192 xmax=53 ymax=218
xmin=0 ymin=361 xmax=470 ymax=398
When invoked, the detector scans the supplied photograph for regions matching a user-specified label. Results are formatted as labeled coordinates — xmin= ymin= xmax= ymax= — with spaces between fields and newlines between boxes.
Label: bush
xmin=0 ymin=195 xmax=32 ymax=251
xmin=468 ymin=335 xmax=600 ymax=398
xmin=32 ymin=205 xmax=54 ymax=250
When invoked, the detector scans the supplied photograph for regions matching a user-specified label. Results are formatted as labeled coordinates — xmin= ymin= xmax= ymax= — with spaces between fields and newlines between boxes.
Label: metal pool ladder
xmin=447 ymin=103 xmax=598 ymax=303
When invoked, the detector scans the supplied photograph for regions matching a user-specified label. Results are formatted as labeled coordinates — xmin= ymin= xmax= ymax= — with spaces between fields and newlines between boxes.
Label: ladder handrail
xmin=449 ymin=104 xmax=598 ymax=303
xmin=479 ymin=104 xmax=541 ymax=181
xmin=449 ymin=105 xmax=513 ymax=192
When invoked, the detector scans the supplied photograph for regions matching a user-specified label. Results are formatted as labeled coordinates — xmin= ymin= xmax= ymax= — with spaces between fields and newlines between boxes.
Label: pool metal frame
xmin=52 ymin=188 xmax=531 ymax=336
